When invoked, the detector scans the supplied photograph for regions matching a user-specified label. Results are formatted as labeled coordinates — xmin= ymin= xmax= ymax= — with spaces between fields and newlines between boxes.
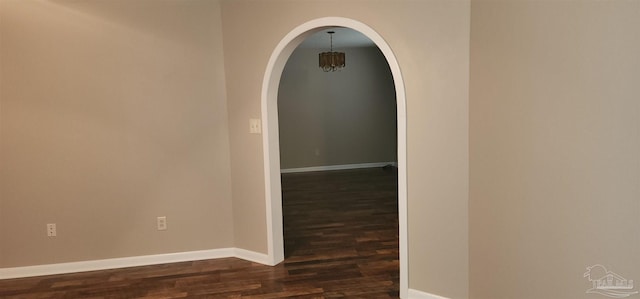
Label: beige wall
xmin=278 ymin=46 xmax=397 ymax=169
xmin=0 ymin=0 xmax=233 ymax=267
xmin=3 ymin=1 xmax=639 ymax=298
xmin=470 ymin=0 xmax=640 ymax=298
xmin=221 ymin=1 xmax=470 ymax=297
xmin=2 ymin=1 xmax=471 ymax=297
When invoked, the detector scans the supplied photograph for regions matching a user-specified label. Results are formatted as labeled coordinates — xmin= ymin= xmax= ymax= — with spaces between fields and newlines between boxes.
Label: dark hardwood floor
xmin=0 ymin=167 xmax=399 ymax=298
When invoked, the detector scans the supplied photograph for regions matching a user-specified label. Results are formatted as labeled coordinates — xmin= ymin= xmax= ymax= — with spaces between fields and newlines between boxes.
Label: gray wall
xmin=0 ymin=0 xmax=233 ymax=267
xmin=470 ymin=0 xmax=640 ymax=298
xmin=278 ymin=46 xmax=397 ymax=170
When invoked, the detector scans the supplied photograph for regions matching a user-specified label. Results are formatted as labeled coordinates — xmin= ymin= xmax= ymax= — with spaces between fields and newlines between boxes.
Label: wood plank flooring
xmin=0 ymin=167 xmax=399 ymax=298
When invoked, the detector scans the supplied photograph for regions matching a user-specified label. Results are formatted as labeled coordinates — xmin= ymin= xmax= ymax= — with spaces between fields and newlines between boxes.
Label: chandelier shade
xmin=319 ymin=51 xmax=345 ymax=72
xmin=318 ymin=31 xmax=345 ymax=72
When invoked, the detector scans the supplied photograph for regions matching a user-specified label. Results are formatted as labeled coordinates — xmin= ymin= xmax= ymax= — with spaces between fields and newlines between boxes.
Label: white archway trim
xmin=260 ymin=17 xmax=408 ymax=298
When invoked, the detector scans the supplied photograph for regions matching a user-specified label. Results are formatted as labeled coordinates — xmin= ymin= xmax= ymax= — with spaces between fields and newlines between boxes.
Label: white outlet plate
xmin=157 ymin=216 xmax=167 ymax=231
xmin=249 ymin=118 xmax=261 ymax=134
xmin=47 ymin=223 xmax=57 ymax=237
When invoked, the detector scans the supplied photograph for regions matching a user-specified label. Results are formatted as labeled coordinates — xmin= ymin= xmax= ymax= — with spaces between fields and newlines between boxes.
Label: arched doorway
xmin=260 ymin=17 xmax=408 ymax=298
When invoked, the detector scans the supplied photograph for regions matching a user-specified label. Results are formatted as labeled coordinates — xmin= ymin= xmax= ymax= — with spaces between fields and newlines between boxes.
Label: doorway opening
xmin=260 ymin=17 xmax=408 ymax=298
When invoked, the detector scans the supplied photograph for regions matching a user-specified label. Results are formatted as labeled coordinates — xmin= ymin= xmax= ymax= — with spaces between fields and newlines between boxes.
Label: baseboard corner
xmin=233 ymin=248 xmax=271 ymax=265
xmin=408 ymin=288 xmax=451 ymax=299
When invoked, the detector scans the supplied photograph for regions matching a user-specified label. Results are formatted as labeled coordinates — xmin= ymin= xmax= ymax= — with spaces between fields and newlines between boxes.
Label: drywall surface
xmin=470 ymin=0 xmax=640 ymax=298
xmin=278 ymin=46 xmax=397 ymax=169
xmin=0 ymin=0 xmax=233 ymax=267
xmin=221 ymin=1 xmax=470 ymax=298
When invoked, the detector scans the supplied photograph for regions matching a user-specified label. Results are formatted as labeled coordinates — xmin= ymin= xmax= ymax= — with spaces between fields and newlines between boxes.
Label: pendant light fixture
xmin=319 ymin=31 xmax=345 ymax=72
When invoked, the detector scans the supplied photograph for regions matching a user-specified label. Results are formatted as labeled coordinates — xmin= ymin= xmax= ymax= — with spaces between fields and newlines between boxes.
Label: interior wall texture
xmin=221 ymin=1 xmax=470 ymax=298
xmin=2 ymin=1 xmax=639 ymax=298
xmin=0 ymin=0 xmax=234 ymax=267
xmin=278 ymin=46 xmax=397 ymax=170
xmin=469 ymin=0 xmax=640 ymax=298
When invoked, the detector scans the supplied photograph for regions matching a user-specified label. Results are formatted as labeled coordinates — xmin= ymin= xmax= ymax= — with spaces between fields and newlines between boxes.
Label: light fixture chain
xmin=330 ymin=32 xmax=333 ymax=52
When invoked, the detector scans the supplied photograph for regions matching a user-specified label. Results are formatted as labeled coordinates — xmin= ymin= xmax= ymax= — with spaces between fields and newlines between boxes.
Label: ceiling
xmin=297 ymin=27 xmax=375 ymax=49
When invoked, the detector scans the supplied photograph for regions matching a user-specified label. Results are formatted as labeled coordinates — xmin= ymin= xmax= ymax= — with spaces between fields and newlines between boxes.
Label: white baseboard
xmin=408 ymin=289 xmax=451 ymax=299
xmin=0 ymin=247 xmax=268 ymax=280
xmin=0 ymin=250 xmax=434 ymax=297
xmin=281 ymin=162 xmax=397 ymax=174
xmin=233 ymin=248 xmax=271 ymax=265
